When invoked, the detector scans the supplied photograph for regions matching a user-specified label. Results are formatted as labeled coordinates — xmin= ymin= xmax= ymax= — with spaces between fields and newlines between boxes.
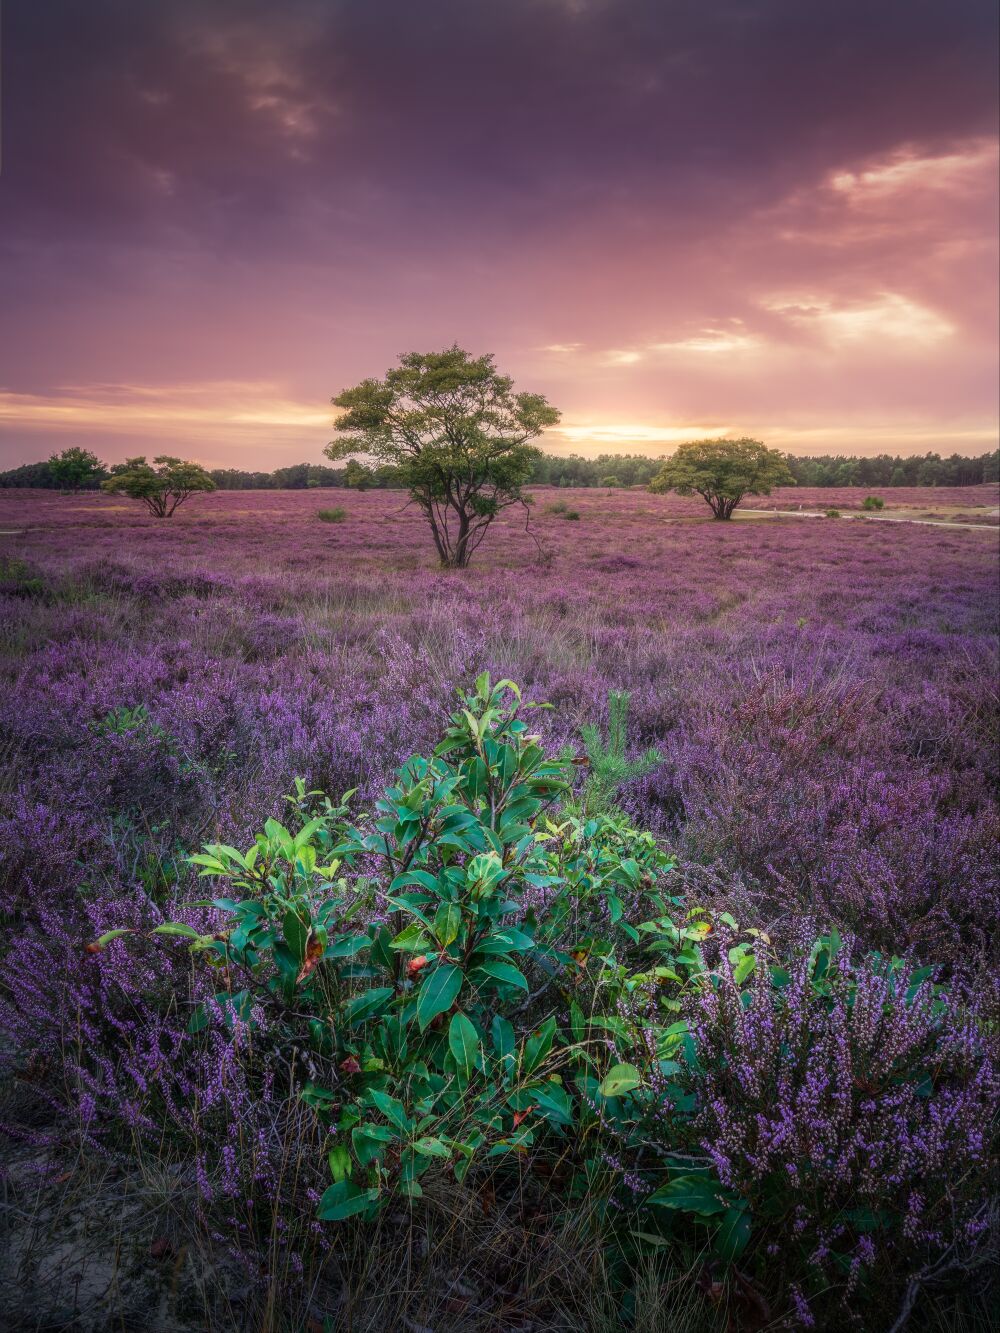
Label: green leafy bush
xmin=317 ymin=507 xmax=347 ymax=523
xmin=94 ymin=677 xmax=997 ymax=1323
xmin=100 ymin=678 xmax=720 ymax=1219
xmin=577 ymin=689 xmax=663 ymax=816
xmin=825 ymin=508 xmax=841 ymax=518
xmin=0 ymin=556 xmax=48 ymax=599
xmin=862 ymin=495 xmax=885 ymax=511
xmin=564 ymin=509 xmax=581 ymax=521
xmin=91 ymin=703 xmax=166 ymax=739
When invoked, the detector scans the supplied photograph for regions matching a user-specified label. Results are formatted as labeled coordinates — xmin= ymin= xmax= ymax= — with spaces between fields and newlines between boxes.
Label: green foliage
xmin=90 ymin=704 xmax=194 ymax=778
xmin=106 ymin=677 xmax=744 ymax=1226
xmin=47 ymin=446 xmax=106 ymax=492
xmin=862 ymin=495 xmax=886 ymax=511
xmin=91 ymin=703 xmax=165 ymax=739
xmin=825 ymin=508 xmax=841 ymax=518
xmin=545 ymin=500 xmax=568 ymax=514
xmin=93 ymin=676 xmax=987 ymax=1328
xmin=564 ymin=509 xmax=581 ymax=521
xmin=578 ymin=690 xmax=663 ymax=816
xmin=326 ymin=347 xmax=560 ymax=567
xmin=344 ymin=460 xmax=375 ymax=490
xmin=317 ymin=507 xmax=347 ymax=523
xmin=649 ymin=438 xmax=794 ymax=520
xmin=0 ymin=556 xmax=47 ymax=599
xmin=102 ymin=455 xmax=216 ymax=517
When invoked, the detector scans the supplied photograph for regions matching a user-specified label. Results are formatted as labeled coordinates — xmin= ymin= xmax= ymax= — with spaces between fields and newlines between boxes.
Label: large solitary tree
xmin=649 ymin=437 xmax=794 ymax=519
xmin=326 ymin=346 xmax=560 ymax=568
xmin=102 ymin=455 xmax=216 ymax=517
xmin=47 ymin=446 xmax=105 ymax=492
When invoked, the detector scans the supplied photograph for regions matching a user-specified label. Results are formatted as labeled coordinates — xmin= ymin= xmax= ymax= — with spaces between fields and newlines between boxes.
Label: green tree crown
xmin=325 ymin=346 xmax=559 ymax=567
xmin=47 ymin=446 xmax=106 ymax=492
xmin=649 ymin=438 xmax=794 ymax=520
xmin=102 ymin=455 xmax=216 ymax=517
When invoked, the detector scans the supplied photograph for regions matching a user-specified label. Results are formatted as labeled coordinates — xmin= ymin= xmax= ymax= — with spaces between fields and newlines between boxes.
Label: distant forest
xmin=2 ymin=448 xmax=998 ymax=491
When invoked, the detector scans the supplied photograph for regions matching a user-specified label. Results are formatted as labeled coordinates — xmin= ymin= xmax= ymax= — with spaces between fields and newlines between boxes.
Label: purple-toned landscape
xmin=1 ymin=0 xmax=998 ymax=1328
xmin=1 ymin=486 xmax=997 ymax=1328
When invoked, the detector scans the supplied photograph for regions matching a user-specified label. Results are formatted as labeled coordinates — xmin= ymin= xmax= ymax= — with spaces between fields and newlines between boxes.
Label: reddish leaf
xmin=407 ymin=954 xmax=430 ymax=976
xmin=339 ymin=1055 xmax=361 ymax=1074
xmin=296 ymin=934 xmax=324 ymax=985
xmin=512 ymin=1105 xmax=536 ymax=1128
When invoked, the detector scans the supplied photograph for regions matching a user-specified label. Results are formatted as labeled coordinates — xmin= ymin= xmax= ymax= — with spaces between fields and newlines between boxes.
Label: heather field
xmin=1 ymin=487 xmax=998 ymax=1331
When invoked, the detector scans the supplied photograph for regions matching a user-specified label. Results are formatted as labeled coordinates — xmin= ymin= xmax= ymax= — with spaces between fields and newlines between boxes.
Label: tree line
xmin=4 ymin=446 xmax=997 ymax=493
xmin=5 ymin=350 xmax=999 ymax=567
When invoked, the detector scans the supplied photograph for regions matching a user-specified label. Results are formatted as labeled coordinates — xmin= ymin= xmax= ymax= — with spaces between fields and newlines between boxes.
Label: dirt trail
xmin=739 ymin=509 xmax=999 ymax=532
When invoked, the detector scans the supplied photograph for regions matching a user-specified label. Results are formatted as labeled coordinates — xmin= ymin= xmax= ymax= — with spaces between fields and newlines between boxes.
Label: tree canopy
xmin=649 ymin=438 xmax=794 ymax=519
xmin=102 ymin=455 xmax=216 ymax=517
xmin=47 ymin=447 xmax=106 ymax=492
xmin=325 ymin=346 xmax=560 ymax=567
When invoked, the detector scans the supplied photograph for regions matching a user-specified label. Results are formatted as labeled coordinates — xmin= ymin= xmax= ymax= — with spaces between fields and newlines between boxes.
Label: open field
xmin=1 ymin=486 xmax=998 ymax=1330
xmin=741 ymin=483 xmax=999 ymax=522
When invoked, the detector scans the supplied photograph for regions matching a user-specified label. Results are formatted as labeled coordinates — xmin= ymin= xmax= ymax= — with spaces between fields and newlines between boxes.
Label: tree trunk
xmin=453 ymin=508 xmax=472 ymax=568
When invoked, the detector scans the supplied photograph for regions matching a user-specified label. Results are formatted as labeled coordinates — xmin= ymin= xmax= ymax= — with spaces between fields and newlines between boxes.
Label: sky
xmin=1 ymin=0 xmax=997 ymax=470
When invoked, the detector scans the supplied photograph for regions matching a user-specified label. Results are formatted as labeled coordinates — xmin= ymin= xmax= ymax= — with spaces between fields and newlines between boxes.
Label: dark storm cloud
xmin=0 ymin=0 xmax=996 ymax=465
xmin=4 ymin=0 xmax=997 ymax=251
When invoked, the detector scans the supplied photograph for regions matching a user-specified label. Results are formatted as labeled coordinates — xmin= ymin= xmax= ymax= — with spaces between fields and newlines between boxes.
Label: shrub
xmin=673 ymin=933 xmax=998 ymax=1323
xmin=91 ymin=677 xmax=998 ymax=1325
xmin=545 ymin=500 xmax=568 ymax=514
xmin=317 ymin=507 xmax=347 ymax=523
xmin=863 ymin=495 xmax=886 ymax=511
xmin=97 ymin=676 xmax=683 ymax=1222
xmin=0 ymin=556 xmax=47 ymax=599
xmin=577 ymin=689 xmax=663 ymax=815
xmin=825 ymin=508 xmax=841 ymax=518
xmin=564 ymin=509 xmax=581 ymax=520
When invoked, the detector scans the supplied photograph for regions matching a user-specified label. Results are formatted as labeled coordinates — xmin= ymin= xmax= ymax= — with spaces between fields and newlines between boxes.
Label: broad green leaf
xmin=569 ymin=1000 xmax=586 ymax=1044
xmin=412 ymin=1136 xmax=451 ymax=1159
xmin=433 ymin=902 xmax=462 ymax=948
xmin=328 ymin=1144 xmax=352 ymax=1182
xmin=491 ymin=1014 xmax=515 ymax=1062
xmin=343 ymin=987 xmax=395 ymax=1025
xmin=390 ymin=922 xmax=432 ymax=952
xmin=151 ymin=922 xmax=202 ymax=939
xmin=522 ymin=1015 xmax=556 ymax=1076
xmin=715 ymin=1205 xmax=751 ymax=1262
xmin=283 ymin=909 xmax=309 ymax=963
xmin=369 ymin=1089 xmax=412 ymax=1133
xmin=324 ymin=934 xmax=370 ymax=959
xmin=532 ymin=1084 xmax=574 ymax=1126
xmin=733 ymin=953 xmax=756 ymax=985
xmin=599 ymin=1063 xmax=642 ymax=1098
xmin=92 ymin=928 xmax=133 ymax=948
xmin=316 ymin=1180 xmax=377 ymax=1221
xmin=472 ymin=959 xmax=528 ymax=992
xmin=448 ymin=1012 xmax=481 ymax=1079
xmin=475 ymin=927 xmax=535 ymax=954
xmin=416 ymin=964 xmax=463 ymax=1031
xmin=648 ymin=1174 xmax=729 ymax=1217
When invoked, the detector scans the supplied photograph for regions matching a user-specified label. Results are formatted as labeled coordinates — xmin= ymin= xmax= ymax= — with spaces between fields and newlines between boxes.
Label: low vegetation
xmin=0 ymin=485 xmax=996 ymax=1330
